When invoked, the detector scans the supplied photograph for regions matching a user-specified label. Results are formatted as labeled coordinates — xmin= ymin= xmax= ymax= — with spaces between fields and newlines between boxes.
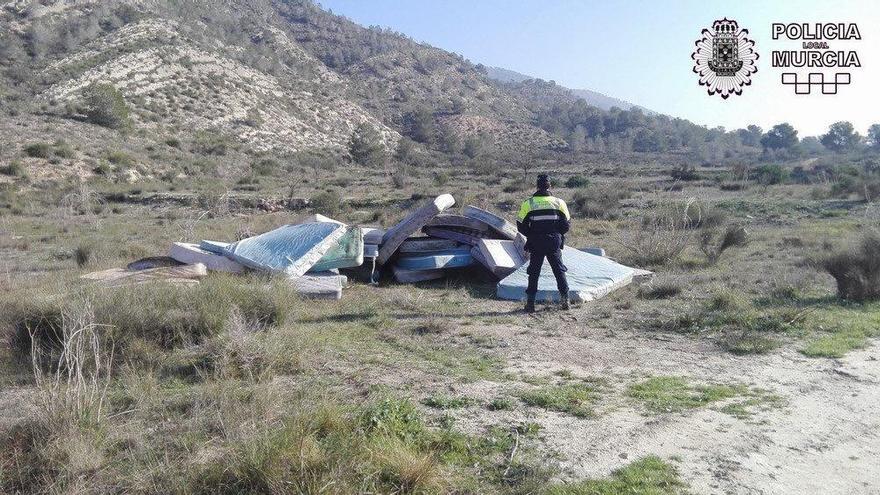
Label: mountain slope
xmin=485 ymin=65 xmax=654 ymax=114
xmin=0 ymin=0 xmax=569 ymax=160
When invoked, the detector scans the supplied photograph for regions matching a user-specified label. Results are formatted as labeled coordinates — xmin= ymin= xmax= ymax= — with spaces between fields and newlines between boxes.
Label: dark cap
xmin=536 ymin=174 xmax=550 ymax=189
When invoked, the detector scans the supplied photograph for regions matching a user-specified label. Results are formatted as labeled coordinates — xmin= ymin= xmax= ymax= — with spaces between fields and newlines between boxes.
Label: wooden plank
xmin=378 ymin=194 xmax=455 ymax=265
xmin=462 ymin=205 xmax=518 ymax=240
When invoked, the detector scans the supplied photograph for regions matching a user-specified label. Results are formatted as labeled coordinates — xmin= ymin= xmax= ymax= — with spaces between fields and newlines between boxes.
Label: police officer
xmin=516 ymin=174 xmax=571 ymax=313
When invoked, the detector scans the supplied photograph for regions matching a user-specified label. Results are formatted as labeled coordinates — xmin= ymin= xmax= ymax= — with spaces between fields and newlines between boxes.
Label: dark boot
xmin=524 ymin=295 xmax=536 ymax=313
xmin=559 ymin=295 xmax=570 ymax=310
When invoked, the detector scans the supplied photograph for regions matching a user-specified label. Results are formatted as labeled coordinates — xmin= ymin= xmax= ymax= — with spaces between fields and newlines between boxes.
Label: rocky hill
xmin=0 ymin=0 xmax=756 ymax=187
xmin=0 ymin=0 xmax=569 ymax=164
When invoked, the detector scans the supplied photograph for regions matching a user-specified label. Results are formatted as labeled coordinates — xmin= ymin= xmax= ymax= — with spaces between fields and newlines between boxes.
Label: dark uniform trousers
xmin=525 ymin=234 xmax=569 ymax=297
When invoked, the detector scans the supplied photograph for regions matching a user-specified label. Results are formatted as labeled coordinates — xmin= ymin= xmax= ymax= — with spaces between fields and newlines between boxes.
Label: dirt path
xmin=446 ymin=315 xmax=880 ymax=495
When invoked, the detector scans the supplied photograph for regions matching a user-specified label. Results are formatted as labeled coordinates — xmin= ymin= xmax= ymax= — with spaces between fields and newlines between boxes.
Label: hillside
xmin=1 ymin=0 xmax=761 ymax=188
xmin=0 ymin=0 xmax=569 ymax=172
xmin=485 ymin=65 xmax=655 ymax=114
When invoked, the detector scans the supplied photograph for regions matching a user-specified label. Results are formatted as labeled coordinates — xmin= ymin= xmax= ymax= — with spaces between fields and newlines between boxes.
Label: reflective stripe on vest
xmin=531 ymin=214 xmax=559 ymax=221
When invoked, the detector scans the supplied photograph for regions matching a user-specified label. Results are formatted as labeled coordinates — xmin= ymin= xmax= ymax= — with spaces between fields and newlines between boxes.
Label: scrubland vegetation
xmin=1 ymin=0 xmax=879 ymax=493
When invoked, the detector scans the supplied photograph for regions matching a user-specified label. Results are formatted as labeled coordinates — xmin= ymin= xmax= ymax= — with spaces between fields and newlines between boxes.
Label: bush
xmin=310 ymin=190 xmax=343 ymax=215
xmin=73 ymin=243 xmax=96 ymax=268
xmin=192 ymin=131 xmax=229 ymax=156
xmin=82 ymin=83 xmax=130 ymax=129
xmin=570 ymin=184 xmax=629 ymax=220
xmin=564 ymin=175 xmax=590 ymax=188
xmin=251 ymin=158 xmax=281 ymax=176
xmin=53 ymin=140 xmax=75 ymax=159
xmin=0 ymin=160 xmax=26 ymax=177
xmin=753 ymin=164 xmax=788 ymax=185
xmin=670 ymin=164 xmax=700 ymax=181
xmin=819 ymin=232 xmax=880 ymax=301
xmin=618 ymin=204 xmax=693 ymax=266
xmin=23 ymin=142 xmax=51 ymax=158
xmin=349 ymin=122 xmax=387 ymax=167
xmin=699 ymin=225 xmax=748 ymax=264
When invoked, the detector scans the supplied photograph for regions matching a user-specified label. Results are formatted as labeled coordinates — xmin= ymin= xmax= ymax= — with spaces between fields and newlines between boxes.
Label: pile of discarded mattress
xmin=82 ymin=193 xmax=649 ymax=302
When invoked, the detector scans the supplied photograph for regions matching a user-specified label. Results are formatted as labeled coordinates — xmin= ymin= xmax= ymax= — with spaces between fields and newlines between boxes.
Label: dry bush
xmin=819 ymin=231 xmax=880 ymax=301
xmin=570 ymin=184 xmax=630 ymax=220
xmin=700 ymin=225 xmax=749 ymax=265
xmin=28 ymin=297 xmax=114 ymax=426
xmin=617 ymin=202 xmax=693 ymax=266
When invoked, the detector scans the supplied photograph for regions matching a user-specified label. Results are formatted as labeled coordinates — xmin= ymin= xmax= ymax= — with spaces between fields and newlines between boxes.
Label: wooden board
xmin=378 ymin=194 xmax=455 ymax=265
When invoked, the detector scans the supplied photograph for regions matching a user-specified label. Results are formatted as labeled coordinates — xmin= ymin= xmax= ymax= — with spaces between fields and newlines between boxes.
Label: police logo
xmin=692 ymin=19 xmax=759 ymax=99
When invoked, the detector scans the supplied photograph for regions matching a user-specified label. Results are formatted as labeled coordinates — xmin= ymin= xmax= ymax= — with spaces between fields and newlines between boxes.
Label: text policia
xmin=771 ymin=23 xmax=861 ymax=68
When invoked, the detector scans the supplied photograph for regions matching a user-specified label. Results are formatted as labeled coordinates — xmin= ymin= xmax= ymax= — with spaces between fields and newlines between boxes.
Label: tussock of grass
xmin=519 ymin=382 xmax=601 ymax=418
xmin=627 ymin=376 xmax=784 ymax=419
xmin=627 ymin=376 xmax=742 ymax=414
xmin=547 ymin=456 xmax=689 ymax=495
xmin=421 ymin=394 xmax=474 ymax=410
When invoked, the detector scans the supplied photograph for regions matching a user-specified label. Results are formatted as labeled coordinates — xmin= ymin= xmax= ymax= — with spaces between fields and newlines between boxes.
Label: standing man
xmin=516 ymin=174 xmax=571 ymax=313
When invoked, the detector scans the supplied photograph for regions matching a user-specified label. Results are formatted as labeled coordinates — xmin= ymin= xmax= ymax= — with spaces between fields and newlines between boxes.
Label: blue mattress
xmin=396 ymin=247 xmax=474 ymax=270
xmin=497 ymin=246 xmax=635 ymax=302
xmin=222 ymin=222 xmax=345 ymax=275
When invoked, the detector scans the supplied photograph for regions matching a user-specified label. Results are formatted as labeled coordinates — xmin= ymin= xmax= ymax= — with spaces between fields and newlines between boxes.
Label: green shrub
xmin=23 ymin=142 xmax=51 ymax=158
xmin=753 ymin=164 xmax=788 ymax=185
xmin=193 ymin=131 xmax=229 ymax=156
xmin=0 ymin=160 xmax=26 ymax=177
xmin=53 ymin=140 xmax=75 ymax=159
xmin=83 ymin=83 xmax=130 ymax=129
xmin=670 ymin=164 xmax=700 ymax=181
xmin=564 ymin=175 xmax=590 ymax=188
xmin=310 ymin=190 xmax=343 ymax=215
xmin=570 ymin=184 xmax=629 ymax=220
xmin=251 ymin=158 xmax=281 ymax=176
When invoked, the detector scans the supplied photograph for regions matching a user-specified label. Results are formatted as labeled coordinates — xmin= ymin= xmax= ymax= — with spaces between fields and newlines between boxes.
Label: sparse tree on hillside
xmin=394 ymin=137 xmax=416 ymax=163
xmin=403 ymin=106 xmax=435 ymax=145
xmin=449 ymin=96 xmax=466 ymax=115
xmin=349 ymin=122 xmax=387 ymax=167
xmin=760 ymin=123 xmax=798 ymax=151
xmin=820 ymin=121 xmax=862 ymax=153
xmin=632 ymin=128 xmax=666 ymax=152
xmin=866 ymin=124 xmax=880 ymax=152
xmin=83 ymin=83 xmax=130 ymax=129
xmin=737 ymin=125 xmax=763 ymax=147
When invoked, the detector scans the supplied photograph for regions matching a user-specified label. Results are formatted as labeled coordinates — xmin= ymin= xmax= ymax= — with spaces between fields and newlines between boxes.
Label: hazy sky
xmin=320 ymin=0 xmax=878 ymax=137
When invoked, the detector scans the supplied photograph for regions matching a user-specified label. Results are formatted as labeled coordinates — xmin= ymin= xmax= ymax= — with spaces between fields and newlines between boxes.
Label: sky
xmin=319 ymin=0 xmax=879 ymax=137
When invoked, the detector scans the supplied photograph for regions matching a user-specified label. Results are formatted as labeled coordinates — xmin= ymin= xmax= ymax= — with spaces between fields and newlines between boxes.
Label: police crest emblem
xmin=692 ymin=19 xmax=759 ymax=98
